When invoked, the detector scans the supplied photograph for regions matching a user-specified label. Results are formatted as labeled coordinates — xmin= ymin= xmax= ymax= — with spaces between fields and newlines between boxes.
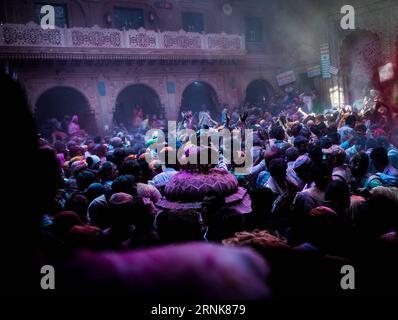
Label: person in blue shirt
xmin=338 ymin=115 xmax=356 ymax=143
xmin=377 ymin=136 xmax=398 ymax=170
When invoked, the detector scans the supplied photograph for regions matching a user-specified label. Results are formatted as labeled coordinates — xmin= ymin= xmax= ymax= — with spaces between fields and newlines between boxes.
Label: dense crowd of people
xmin=4 ymin=72 xmax=398 ymax=299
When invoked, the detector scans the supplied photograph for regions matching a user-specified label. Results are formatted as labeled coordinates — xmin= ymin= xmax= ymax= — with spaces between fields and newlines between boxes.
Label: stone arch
xmin=245 ymin=79 xmax=274 ymax=105
xmin=114 ymin=83 xmax=162 ymax=129
xmin=180 ymin=81 xmax=219 ymax=117
xmin=35 ymin=86 xmax=96 ymax=135
xmin=339 ymin=29 xmax=383 ymax=103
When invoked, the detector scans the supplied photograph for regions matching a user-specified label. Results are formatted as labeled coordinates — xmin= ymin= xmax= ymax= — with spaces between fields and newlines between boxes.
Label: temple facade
xmin=1 ymin=0 xmax=397 ymax=133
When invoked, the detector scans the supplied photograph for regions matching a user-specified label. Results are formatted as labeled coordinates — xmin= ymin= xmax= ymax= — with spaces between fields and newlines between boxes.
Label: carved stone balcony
xmin=0 ymin=22 xmax=246 ymax=61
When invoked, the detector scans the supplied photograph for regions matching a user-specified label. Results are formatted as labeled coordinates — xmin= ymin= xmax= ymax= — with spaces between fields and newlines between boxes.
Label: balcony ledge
xmin=0 ymin=22 xmax=246 ymax=61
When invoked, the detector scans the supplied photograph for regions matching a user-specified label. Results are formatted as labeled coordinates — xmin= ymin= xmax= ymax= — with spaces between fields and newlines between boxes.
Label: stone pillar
xmin=166 ymin=77 xmax=178 ymax=120
xmin=96 ymin=76 xmax=113 ymax=135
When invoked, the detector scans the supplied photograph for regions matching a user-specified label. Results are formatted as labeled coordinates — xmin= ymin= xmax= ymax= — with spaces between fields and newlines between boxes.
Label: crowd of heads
xmin=4 ymin=72 xmax=398 ymax=298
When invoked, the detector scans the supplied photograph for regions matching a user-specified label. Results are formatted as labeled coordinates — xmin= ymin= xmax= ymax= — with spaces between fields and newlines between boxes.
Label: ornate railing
xmin=0 ymin=22 xmax=245 ymax=51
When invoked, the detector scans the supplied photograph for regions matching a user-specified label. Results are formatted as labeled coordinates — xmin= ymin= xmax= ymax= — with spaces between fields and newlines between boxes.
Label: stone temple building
xmin=1 ymin=0 xmax=397 ymax=134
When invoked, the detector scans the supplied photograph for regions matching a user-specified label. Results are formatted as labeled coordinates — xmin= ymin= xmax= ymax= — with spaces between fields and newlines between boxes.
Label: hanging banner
xmin=320 ymin=43 xmax=331 ymax=78
xmin=307 ymin=65 xmax=321 ymax=78
xmin=276 ymin=70 xmax=296 ymax=86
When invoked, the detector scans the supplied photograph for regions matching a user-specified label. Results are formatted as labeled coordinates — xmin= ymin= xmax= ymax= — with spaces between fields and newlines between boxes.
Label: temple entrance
xmin=180 ymin=81 xmax=218 ymax=117
xmin=114 ymin=84 xmax=162 ymax=130
xmin=339 ymin=30 xmax=382 ymax=104
xmin=35 ymin=86 xmax=95 ymax=136
xmin=245 ymin=79 xmax=274 ymax=105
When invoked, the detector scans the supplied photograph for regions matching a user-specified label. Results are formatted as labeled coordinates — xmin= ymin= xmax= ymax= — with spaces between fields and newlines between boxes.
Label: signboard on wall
xmin=276 ymin=70 xmax=296 ymax=86
xmin=307 ymin=65 xmax=321 ymax=78
xmin=320 ymin=43 xmax=331 ymax=78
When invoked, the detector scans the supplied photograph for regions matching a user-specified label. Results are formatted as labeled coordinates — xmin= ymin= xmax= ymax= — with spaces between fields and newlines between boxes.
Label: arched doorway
xmin=181 ymin=81 xmax=218 ymax=117
xmin=245 ymin=79 xmax=274 ymax=105
xmin=35 ymin=86 xmax=95 ymax=136
xmin=339 ymin=30 xmax=382 ymax=104
xmin=114 ymin=84 xmax=162 ymax=129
